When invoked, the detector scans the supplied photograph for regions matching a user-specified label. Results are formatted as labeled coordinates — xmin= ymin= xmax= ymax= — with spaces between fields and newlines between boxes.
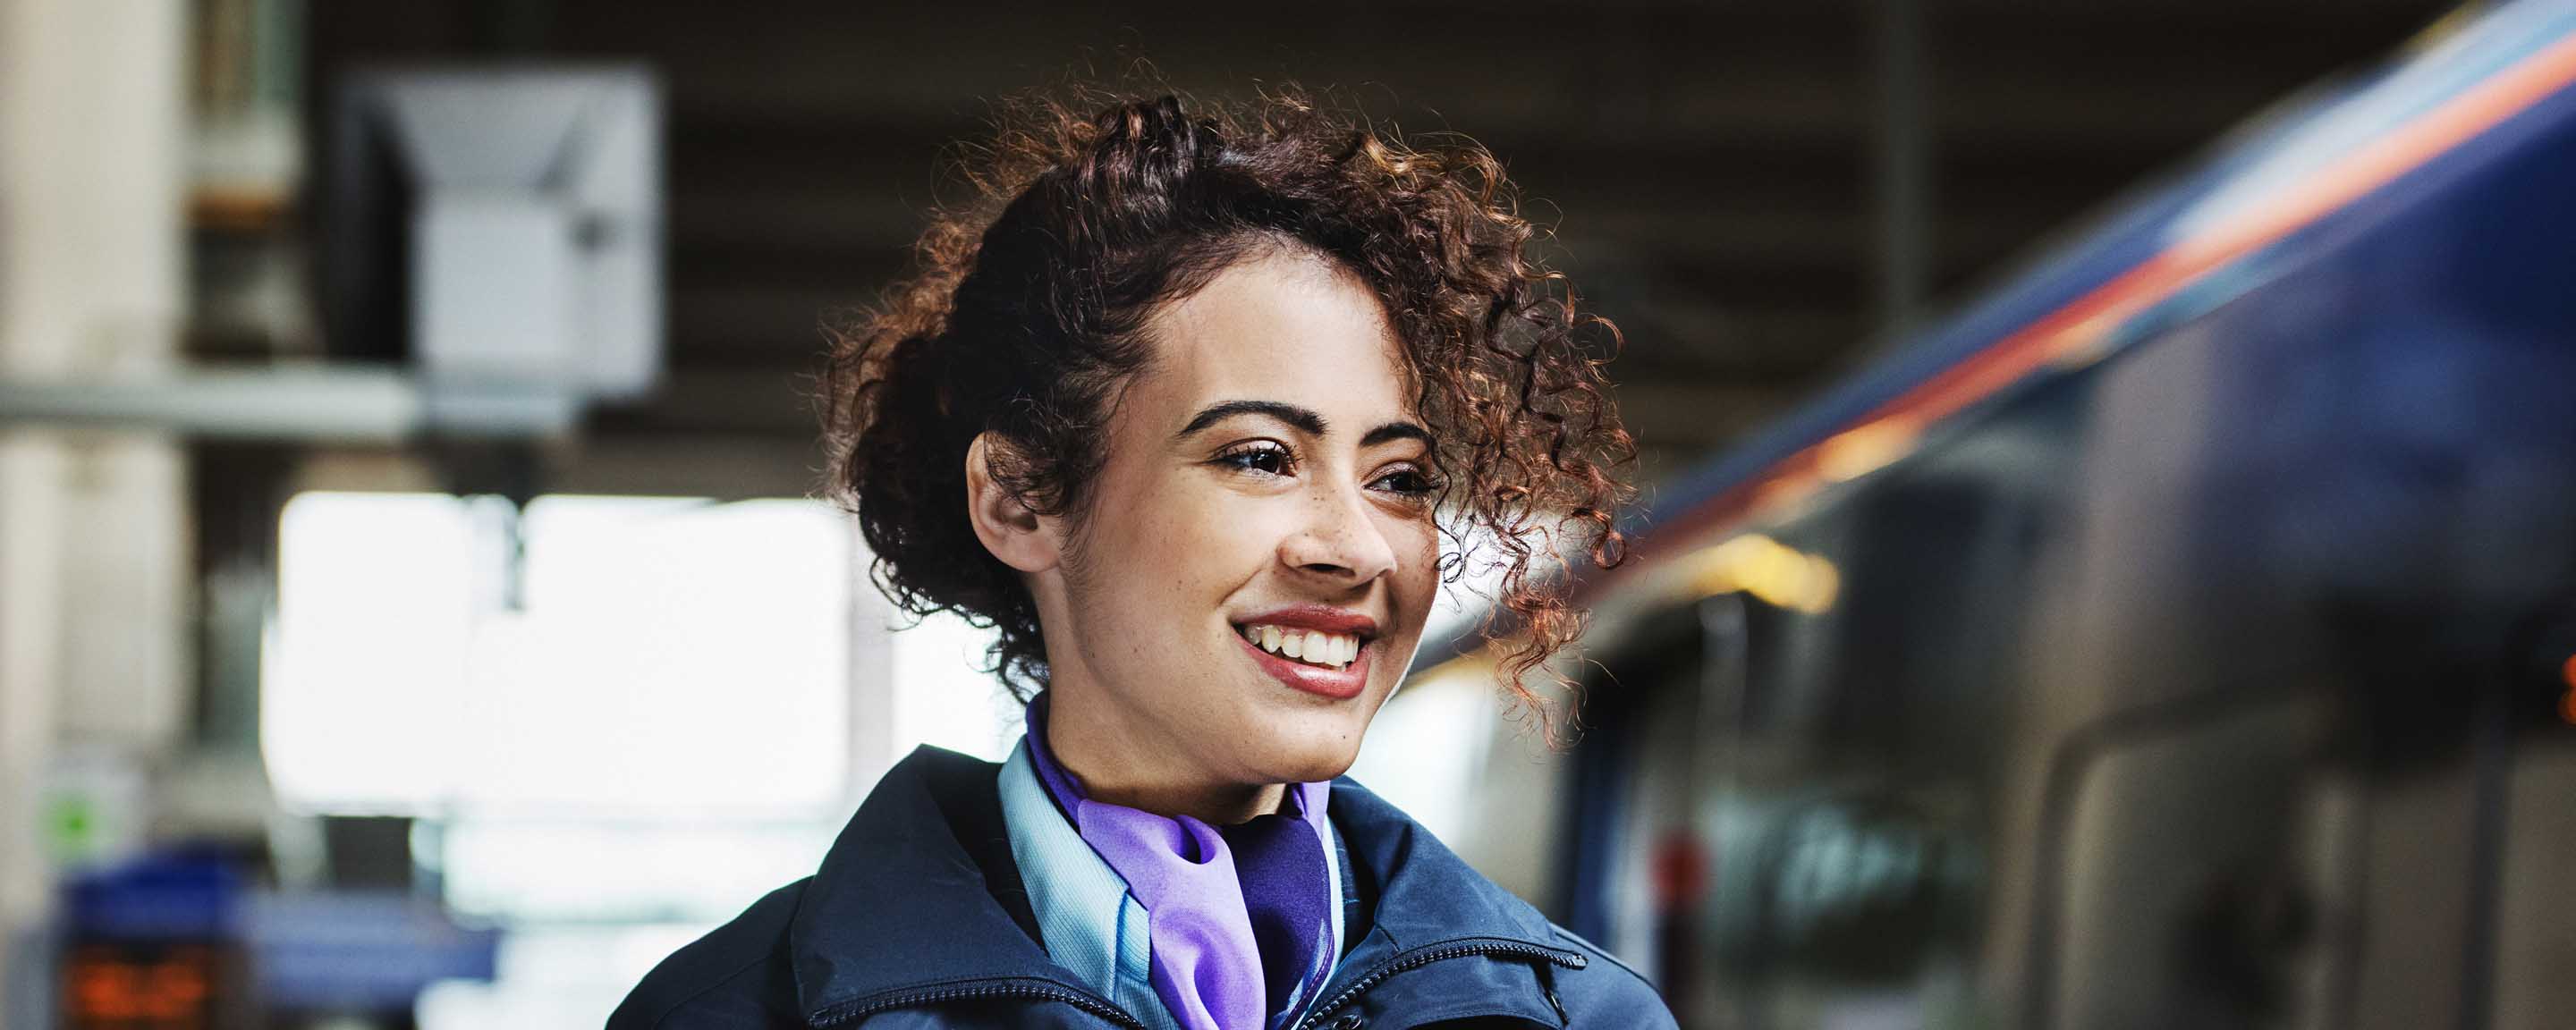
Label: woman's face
xmin=1015 ymin=248 xmax=1442 ymax=807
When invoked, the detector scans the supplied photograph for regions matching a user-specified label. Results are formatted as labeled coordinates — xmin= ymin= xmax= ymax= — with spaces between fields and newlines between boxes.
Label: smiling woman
xmin=971 ymin=249 xmax=1444 ymax=823
xmin=612 ymin=90 xmax=1674 ymax=1030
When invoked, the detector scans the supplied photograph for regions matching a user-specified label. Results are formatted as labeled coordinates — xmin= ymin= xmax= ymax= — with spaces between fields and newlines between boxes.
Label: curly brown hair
xmin=822 ymin=88 xmax=1634 ymax=731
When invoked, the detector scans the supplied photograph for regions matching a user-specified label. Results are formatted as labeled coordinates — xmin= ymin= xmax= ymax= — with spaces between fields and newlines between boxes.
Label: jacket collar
xmin=788 ymin=744 xmax=1577 ymax=1025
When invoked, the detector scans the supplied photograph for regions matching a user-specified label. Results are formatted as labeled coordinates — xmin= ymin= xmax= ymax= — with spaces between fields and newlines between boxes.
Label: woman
xmin=614 ymin=90 xmax=1673 ymax=1029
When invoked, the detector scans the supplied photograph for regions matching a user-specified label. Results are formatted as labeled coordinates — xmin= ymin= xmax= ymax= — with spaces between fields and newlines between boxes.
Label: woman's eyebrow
xmin=1360 ymin=421 xmax=1431 ymax=449
xmin=1174 ymin=399 xmax=1326 ymax=439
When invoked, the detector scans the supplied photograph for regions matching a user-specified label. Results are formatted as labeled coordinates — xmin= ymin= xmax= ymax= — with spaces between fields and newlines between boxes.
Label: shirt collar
xmin=786 ymin=744 xmax=1572 ymax=1025
xmin=999 ymin=738 xmax=1188 ymax=1029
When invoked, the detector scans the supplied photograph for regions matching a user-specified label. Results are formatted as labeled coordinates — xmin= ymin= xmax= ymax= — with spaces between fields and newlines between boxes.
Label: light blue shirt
xmin=996 ymin=738 xmax=1345 ymax=1030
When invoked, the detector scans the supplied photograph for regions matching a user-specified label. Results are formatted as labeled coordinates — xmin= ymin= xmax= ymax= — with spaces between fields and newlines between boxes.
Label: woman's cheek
xmin=1164 ymin=481 xmax=1255 ymax=549
xmin=1387 ymin=519 xmax=1441 ymax=612
xmin=1215 ymin=494 xmax=1300 ymax=553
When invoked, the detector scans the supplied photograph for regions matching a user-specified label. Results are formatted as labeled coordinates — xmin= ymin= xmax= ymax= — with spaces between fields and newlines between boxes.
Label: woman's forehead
xmin=1135 ymin=251 xmax=1417 ymax=435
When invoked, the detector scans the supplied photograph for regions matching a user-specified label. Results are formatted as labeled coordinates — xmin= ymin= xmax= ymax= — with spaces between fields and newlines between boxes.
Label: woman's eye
xmin=1214 ymin=443 xmax=1293 ymax=477
xmin=1371 ymin=467 xmax=1443 ymax=499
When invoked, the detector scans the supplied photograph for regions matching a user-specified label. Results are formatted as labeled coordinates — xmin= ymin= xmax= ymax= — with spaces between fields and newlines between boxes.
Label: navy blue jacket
xmin=612 ymin=746 xmax=1675 ymax=1028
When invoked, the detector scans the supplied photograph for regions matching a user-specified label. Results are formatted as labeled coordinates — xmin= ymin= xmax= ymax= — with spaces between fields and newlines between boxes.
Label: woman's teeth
xmin=1240 ymin=624 xmax=1362 ymax=670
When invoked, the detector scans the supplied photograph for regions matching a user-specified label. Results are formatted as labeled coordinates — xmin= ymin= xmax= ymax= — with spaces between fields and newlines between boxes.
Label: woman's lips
xmin=1237 ymin=630 xmax=1370 ymax=699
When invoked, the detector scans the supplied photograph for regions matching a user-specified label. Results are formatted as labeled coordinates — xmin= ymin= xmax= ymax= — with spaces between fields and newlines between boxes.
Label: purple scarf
xmin=1024 ymin=695 xmax=1338 ymax=1030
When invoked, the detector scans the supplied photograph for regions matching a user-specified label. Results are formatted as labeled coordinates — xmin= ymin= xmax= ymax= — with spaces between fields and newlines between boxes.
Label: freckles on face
xmin=1050 ymin=247 xmax=1443 ymax=787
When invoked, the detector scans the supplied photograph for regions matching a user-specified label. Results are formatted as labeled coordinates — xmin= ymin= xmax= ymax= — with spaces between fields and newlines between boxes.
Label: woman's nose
xmin=1280 ymin=482 xmax=1399 ymax=585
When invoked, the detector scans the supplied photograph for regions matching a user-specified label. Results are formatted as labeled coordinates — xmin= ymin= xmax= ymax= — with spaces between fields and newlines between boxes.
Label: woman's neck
xmin=1040 ymin=691 xmax=1288 ymax=825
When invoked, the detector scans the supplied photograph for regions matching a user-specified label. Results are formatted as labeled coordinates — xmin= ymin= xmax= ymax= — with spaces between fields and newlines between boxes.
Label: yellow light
xmin=1816 ymin=419 xmax=1919 ymax=483
xmin=1679 ymin=534 xmax=1841 ymax=613
xmin=1799 ymin=554 xmax=1841 ymax=612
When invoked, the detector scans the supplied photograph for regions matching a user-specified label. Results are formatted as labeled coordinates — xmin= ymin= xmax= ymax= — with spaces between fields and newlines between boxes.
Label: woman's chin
xmin=1200 ymin=673 xmax=1394 ymax=787
xmin=1234 ymin=724 xmax=1369 ymax=786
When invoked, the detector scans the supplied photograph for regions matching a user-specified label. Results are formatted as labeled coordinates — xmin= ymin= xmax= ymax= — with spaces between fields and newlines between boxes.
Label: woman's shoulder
xmin=1541 ymin=922 xmax=1679 ymax=1028
xmin=611 ymin=746 xmax=1021 ymax=1029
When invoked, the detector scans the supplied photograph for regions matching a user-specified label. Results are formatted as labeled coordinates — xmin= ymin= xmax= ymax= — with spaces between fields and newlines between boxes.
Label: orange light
xmin=63 ymin=947 xmax=216 ymax=1027
xmin=69 ymin=959 xmax=141 ymax=1020
xmin=146 ymin=950 xmax=210 ymax=1020
xmin=2560 ymin=654 xmax=2576 ymax=726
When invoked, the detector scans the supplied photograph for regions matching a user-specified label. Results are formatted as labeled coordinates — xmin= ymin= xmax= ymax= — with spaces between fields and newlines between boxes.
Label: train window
xmin=1562 ymin=377 xmax=2090 ymax=1029
xmin=2037 ymin=693 xmax=2335 ymax=1030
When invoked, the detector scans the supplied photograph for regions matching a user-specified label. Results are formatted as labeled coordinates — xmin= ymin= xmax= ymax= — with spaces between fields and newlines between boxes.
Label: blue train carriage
xmin=1368 ymin=4 xmax=2576 ymax=1029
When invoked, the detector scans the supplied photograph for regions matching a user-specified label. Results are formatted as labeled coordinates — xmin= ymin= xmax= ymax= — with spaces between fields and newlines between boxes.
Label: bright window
xmin=265 ymin=493 xmax=855 ymax=819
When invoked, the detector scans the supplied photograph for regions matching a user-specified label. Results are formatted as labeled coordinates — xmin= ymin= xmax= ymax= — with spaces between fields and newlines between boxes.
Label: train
xmin=1368 ymin=4 xmax=2576 ymax=1029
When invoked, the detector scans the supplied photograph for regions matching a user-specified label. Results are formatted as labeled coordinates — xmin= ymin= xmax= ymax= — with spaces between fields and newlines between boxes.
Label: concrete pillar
xmin=0 ymin=0 xmax=191 ymax=1004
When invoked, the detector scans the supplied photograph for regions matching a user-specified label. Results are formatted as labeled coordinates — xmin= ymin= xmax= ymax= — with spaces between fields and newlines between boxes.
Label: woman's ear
xmin=965 ymin=433 xmax=1061 ymax=573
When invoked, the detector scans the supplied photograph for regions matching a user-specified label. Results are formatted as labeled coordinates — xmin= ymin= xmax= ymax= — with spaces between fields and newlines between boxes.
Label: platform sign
xmin=59 ymin=853 xmax=502 ymax=1022
xmin=59 ymin=855 xmax=242 ymax=1030
xmin=244 ymin=892 xmax=499 ymax=1011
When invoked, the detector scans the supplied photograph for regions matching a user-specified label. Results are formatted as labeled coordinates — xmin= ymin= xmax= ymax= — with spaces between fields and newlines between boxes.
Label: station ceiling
xmin=305 ymin=0 xmax=2457 ymax=491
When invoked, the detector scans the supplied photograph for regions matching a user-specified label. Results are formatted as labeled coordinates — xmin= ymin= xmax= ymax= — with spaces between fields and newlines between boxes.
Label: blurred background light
xmin=265 ymin=493 xmax=853 ymax=818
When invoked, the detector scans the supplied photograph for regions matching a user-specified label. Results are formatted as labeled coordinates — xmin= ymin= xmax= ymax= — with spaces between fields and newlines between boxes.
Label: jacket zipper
xmin=810 ymin=940 xmax=1584 ymax=1029
xmin=1288 ymin=939 xmax=1588 ymax=1030
xmin=811 ymin=979 xmax=1147 ymax=1029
